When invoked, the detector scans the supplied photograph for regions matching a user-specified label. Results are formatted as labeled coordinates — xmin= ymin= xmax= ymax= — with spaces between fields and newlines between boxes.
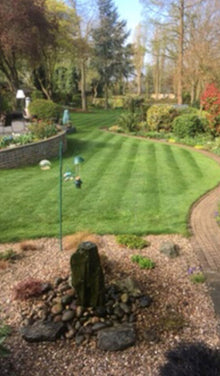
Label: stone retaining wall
xmin=0 ymin=131 xmax=67 ymax=169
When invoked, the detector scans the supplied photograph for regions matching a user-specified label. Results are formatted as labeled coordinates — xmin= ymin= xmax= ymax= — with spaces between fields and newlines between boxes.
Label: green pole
xmin=59 ymin=140 xmax=63 ymax=251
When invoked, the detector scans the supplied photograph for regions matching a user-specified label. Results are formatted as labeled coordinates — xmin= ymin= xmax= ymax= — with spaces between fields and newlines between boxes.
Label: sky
xmin=115 ymin=0 xmax=143 ymax=41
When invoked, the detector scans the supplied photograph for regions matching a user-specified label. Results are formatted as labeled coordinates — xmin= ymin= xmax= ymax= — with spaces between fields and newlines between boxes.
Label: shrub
xmin=109 ymin=125 xmax=123 ymax=133
xmin=172 ymin=114 xmax=207 ymax=138
xmin=28 ymin=99 xmax=61 ymax=121
xmin=131 ymin=254 xmax=155 ymax=269
xmin=116 ymin=234 xmax=149 ymax=249
xmin=0 ymin=324 xmax=11 ymax=358
xmin=0 ymin=249 xmax=18 ymax=261
xmin=13 ymin=277 xmax=45 ymax=300
xmin=117 ymin=112 xmax=141 ymax=132
xmin=109 ymin=96 xmax=125 ymax=109
xmin=147 ymin=104 xmax=176 ymax=131
xmin=190 ymin=272 xmax=206 ymax=284
xmin=28 ymin=120 xmax=58 ymax=139
xmin=201 ymin=83 xmax=220 ymax=134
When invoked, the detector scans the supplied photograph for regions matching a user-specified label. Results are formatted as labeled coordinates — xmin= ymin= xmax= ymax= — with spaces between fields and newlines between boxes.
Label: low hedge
xmin=172 ymin=114 xmax=207 ymax=138
xmin=28 ymin=99 xmax=61 ymax=122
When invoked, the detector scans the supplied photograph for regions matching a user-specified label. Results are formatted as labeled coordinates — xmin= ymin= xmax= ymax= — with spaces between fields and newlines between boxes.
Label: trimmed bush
xmin=29 ymin=99 xmax=61 ymax=121
xmin=147 ymin=104 xmax=176 ymax=131
xmin=28 ymin=120 xmax=58 ymax=139
xmin=172 ymin=114 xmax=207 ymax=138
xmin=117 ymin=112 xmax=141 ymax=132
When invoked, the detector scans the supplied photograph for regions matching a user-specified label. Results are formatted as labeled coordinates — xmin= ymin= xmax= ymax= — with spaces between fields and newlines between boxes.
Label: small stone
xmin=159 ymin=240 xmax=179 ymax=258
xmin=91 ymin=316 xmax=100 ymax=324
xmin=54 ymin=277 xmax=63 ymax=287
xmin=61 ymin=295 xmax=73 ymax=306
xmin=65 ymin=329 xmax=75 ymax=339
xmin=66 ymin=288 xmax=76 ymax=297
xmin=53 ymin=315 xmax=62 ymax=323
xmin=75 ymin=334 xmax=85 ymax=345
xmin=139 ymin=295 xmax=153 ymax=308
xmin=120 ymin=293 xmax=129 ymax=304
xmin=119 ymin=303 xmax=131 ymax=314
xmin=62 ymin=310 xmax=75 ymax=322
xmin=92 ymin=322 xmax=109 ymax=332
xmin=113 ymin=306 xmax=124 ymax=319
xmin=76 ymin=306 xmax=84 ymax=318
xmin=75 ymin=321 xmax=81 ymax=331
xmin=128 ymin=314 xmax=136 ymax=323
xmin=51 ymin=303 xmax=63 ymax=315
xmin=95 ymin=306 xmax=106 ymax=317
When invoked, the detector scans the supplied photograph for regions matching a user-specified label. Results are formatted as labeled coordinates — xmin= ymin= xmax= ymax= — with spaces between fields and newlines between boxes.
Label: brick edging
xmin=0 ymin=131 xmax=67 ymax=169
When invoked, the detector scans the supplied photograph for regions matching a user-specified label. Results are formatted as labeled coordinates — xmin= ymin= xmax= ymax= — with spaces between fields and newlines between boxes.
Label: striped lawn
xmin=0 ymin=109 xmax=219 ymax=242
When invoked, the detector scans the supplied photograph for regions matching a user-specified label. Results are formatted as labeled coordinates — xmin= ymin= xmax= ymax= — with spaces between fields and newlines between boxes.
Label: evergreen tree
xmin=92 ymin=0 xmax=131 ymax=108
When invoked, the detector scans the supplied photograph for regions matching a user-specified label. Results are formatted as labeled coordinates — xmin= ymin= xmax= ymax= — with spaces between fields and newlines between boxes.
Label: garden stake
xmin=59 ymin=140 xmax=63 ymax=251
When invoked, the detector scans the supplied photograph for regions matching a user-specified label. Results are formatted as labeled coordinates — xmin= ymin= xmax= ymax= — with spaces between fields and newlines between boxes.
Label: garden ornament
xmin=39 ymin=159 xmax=51 ymax=170
xmin=74 ymin=176 xmax=82 ymax=188
xmin=62 ymin=109 xmax=70 ymax=125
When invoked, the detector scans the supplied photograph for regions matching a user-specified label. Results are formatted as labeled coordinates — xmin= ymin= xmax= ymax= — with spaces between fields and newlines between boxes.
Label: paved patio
xmin=0 ymin=120 xmax=27 ymax=135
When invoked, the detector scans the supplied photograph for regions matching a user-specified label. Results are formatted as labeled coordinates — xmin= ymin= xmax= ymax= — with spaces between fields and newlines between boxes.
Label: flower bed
xmin=0 ymin=130 xmax=67 ymax=169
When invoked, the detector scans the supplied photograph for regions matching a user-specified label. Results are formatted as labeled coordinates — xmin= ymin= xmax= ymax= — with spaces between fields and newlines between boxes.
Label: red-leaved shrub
xmin=201 ymin=83 xmax=220 ymax=134
xmin=13 ymin=278 xmax=44 ymax=300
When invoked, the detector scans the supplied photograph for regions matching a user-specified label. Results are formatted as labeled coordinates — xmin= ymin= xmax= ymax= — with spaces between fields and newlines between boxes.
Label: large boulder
xmin=70 ymin=242 xmax=105 ymax=307
xmin=97 ymin=324 xmax=136 ymax=351
xmin=20 ymin=321 xmax=65 ymax=342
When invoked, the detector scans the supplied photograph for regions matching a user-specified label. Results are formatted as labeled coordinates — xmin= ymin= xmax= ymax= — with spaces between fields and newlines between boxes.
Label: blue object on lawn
xmin=62 ymin=109 xmax=70 ymax=125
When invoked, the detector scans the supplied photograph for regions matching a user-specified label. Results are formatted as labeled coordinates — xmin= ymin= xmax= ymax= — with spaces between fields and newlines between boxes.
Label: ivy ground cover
xmin=0 ymin=110 xmax=219 ymax=242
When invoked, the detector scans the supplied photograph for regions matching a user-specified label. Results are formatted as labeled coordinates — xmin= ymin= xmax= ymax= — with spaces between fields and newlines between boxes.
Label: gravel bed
xmin=0 ymin=234 xmax=219 ymax=376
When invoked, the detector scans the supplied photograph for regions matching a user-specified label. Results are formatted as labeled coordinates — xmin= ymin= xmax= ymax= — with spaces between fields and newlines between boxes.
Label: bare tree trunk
xmin=177 ymin=0 xmax=184 ymax=105
xmin=81 ymin=59 xmax=87 ymax=111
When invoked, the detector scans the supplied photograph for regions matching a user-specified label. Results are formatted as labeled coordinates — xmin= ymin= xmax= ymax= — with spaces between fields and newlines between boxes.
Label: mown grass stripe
xmin=160 ymin=144 xmax=188 ymax=193
xmin=178 ymin=148 xmax=204 ymax=178
xmin=92 ymin=138 xmax=141 ymax=219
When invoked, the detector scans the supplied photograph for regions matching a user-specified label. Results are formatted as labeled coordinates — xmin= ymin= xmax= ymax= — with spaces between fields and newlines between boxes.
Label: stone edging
xmin=0 ymin=131 xmax=67 ymax=169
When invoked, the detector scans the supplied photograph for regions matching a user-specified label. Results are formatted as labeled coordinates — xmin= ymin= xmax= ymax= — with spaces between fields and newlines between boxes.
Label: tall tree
xmin=33 ymin=0 xmax=78 ymax=100
xmin=92 ymin=0 xmax=131 ymax=108
xmin=140 ymin=0 xmax=205 ymax=104
xmin=132 ymin=24 xmax=147 ymax=95
xmin=0 ymin=0 xmax=53 ymax=93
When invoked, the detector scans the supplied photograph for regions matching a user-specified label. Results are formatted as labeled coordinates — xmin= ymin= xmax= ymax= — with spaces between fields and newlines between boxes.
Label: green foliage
xmin=172 ymin=114 xmax=207 ymax=138
xmin=123 ymin=96 xmax=145 ymax=112
xmin=109 ymin=125 xmax=123 ymax=133
xmin=131 ymin=254 xmax=155 ymax=269
xmin=92 ymin=98 xmax=106 ymax=108
xmin=0 ymin=249 xmax=17 ymax=261
xmin=190 ymin=272 xmax=206 ymax=284
xmin=109 ymin=96 xmax=125 ymax=109
xmin=116 ymin=234 xmax=149 ymax=249
xmin=31 ymin=90 xmax=44 ymax=101
xmin=117 ymin=112 xmax=140 ymax=132
xmin=13 ymin=278 xmax=44 ymax=300
xmin=28 ymin=99 xmax=61 ymax=121
xmin=28 ymin=120 xmax=58 ymax=139
xmin=0 ymin=324 xmax=11 ymax=357
xmin=147 ymin=104 xmax=176 ymax=131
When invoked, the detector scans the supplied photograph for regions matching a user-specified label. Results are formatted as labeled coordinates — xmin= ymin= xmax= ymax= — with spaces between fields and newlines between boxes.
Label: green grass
xmin=0 ymin=109 xmax=219 ymax=242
